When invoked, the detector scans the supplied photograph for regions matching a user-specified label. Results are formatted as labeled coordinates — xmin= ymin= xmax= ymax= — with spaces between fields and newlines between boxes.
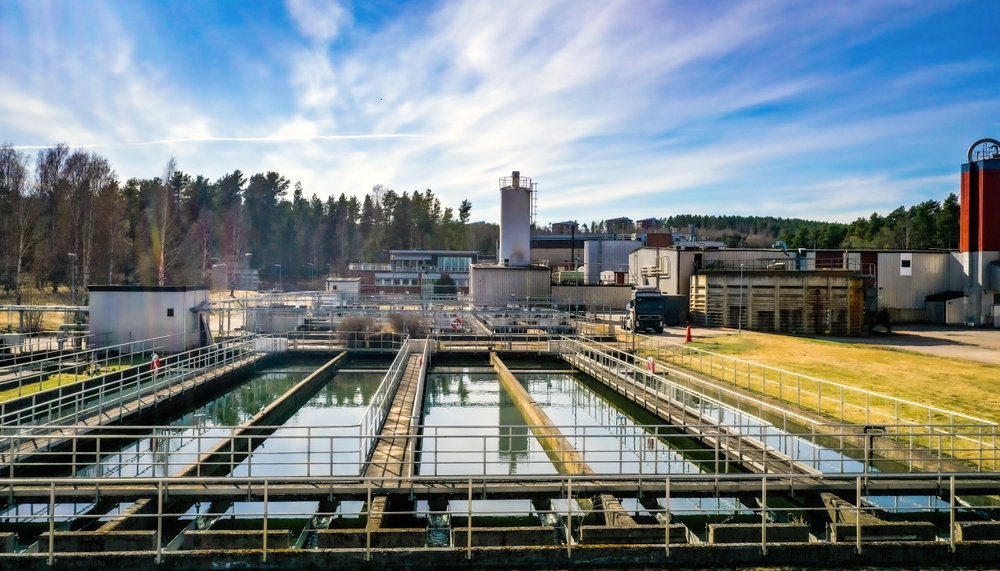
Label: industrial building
xmin=531 ymin=232 xmax=672 ymax=283
xmin=623 ymin=138 xmax=1000 ymax=332
xmin=346 ymin=249 xmax=480 ymax=294
xmin=470 ymin=172 xmax=551 ymax=307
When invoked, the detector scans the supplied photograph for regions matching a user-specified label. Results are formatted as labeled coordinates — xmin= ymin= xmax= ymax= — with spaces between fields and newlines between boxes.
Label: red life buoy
xmin=451 ymin=316 xmax=463 ymax=330
xmin=151 ymin=353 xmax=161 ymax=371
xmin=646 ymin=356 xmax=655 ymax=374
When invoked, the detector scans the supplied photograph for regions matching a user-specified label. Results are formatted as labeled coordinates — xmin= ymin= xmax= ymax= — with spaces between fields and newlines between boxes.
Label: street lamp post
xmin=275 ymin=264 xmax=282 ymax=293
xmin=738 ymin=263 xmax=745 ymax=334
xmin=68 ymin=253 xmax=77 ymax=324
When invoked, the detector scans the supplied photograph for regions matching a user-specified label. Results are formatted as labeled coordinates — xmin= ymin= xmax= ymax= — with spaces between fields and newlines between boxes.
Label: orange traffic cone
xmin=685 ymin=325 xmax=692 ymax=343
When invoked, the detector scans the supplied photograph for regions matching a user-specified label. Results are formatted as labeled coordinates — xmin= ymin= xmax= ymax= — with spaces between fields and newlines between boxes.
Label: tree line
xmin=537 ymin=196 xmax=961 ymax=252
xmin=0 ymin=143 xmax=496 ymax=303
xmin=0 ymin=141 xmax=962 ymax=303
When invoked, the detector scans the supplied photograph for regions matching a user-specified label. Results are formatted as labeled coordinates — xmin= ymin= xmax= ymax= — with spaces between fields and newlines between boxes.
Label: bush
xmin=387 ymin=312 xmax=429 ymax=337
xmin=335 ymin=314 xmax=375 ymax=346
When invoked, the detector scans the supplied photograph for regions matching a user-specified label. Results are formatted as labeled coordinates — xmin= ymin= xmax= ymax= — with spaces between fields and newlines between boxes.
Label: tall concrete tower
xmin=499 ymin=171 xmax=534 ymax=266
xmin=960 ymin=138 xmax=1000 ymax=325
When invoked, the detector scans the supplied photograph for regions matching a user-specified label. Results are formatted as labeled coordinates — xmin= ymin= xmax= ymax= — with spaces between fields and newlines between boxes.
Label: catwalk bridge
xmin=0 ymin=326 xmax=998 ymax=570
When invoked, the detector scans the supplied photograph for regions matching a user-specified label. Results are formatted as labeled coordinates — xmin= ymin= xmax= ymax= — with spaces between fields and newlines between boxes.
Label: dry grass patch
xmin=682 ymin=331 xmax=1000 ymax=424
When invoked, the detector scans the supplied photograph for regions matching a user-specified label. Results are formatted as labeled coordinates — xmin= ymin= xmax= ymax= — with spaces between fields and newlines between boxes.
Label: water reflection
xmin=419 ymin=371 xmax=557 ymax=476
xmin=73 ymin=361 xmax=381 ymax=480
xmin=520 ymin=373 xmax=711 ymax=475
xmin=230 ymin=371 xmax=384 ymax=478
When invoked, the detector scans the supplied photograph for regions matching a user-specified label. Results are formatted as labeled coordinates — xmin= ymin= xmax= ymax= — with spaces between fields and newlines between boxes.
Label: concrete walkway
xmin=363 ymin=354 xmax=423 ymax=483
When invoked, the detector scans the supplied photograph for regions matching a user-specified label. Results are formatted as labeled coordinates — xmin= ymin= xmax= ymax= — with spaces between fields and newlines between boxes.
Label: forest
xmin=0 ymin=144 xmax=496 ymax=303
xmin=545 ymin=198 xmax=960 ymax=252
xmin=0 ymin=143 xmax=962 ymax=303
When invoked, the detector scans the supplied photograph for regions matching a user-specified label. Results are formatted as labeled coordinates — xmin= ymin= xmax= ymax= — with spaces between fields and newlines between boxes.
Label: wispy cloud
xmin=2 ymin=0 xmax=998 ymax=225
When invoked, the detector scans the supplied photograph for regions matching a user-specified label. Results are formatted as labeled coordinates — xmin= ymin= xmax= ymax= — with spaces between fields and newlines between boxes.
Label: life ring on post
xmin=646 ymin=356 xmax=655 ymax=374
xmin=451 ymin=316 xmax=463 ymax=330
xmin=151 ymin=353 xmax=161 ymax=372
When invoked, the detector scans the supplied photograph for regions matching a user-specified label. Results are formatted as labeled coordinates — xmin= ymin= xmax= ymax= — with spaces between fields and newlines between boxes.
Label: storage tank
xmin=960 ymin=138 xmax=1000 ymax=253
xmin=499 ymin=171 xmax=533 ymax=267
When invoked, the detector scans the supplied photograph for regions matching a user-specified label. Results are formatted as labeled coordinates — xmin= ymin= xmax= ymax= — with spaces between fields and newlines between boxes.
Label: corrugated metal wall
xmin=876 ymin=252 xmax=952 ymax=316
xmin=689 ymin=273 xmax=865 ymax=336
xmin=469 ymin=265 xmax=551 ymax=307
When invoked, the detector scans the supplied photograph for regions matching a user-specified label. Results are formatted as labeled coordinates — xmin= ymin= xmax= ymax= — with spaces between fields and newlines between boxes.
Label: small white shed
xmin=325 ymin=277 xmax=362 ymax=294
xmin=88 ymin=285 xmax=209 ymax=353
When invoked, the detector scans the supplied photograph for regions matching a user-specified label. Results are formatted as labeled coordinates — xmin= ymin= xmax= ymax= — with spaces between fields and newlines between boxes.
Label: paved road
xmin=834 ymin=324 xmax=1000 ymax=366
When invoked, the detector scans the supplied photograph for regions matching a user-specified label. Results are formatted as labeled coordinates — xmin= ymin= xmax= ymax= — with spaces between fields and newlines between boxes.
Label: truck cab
xmin=622 ymin=285 xmax=666 ymax=334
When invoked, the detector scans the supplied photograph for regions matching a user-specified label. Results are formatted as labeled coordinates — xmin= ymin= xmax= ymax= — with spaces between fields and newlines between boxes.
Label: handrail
xmin=1 ymin=421 xmax=993 ymax=480
xmin=627 ymin=333 xmax=997 ymax=427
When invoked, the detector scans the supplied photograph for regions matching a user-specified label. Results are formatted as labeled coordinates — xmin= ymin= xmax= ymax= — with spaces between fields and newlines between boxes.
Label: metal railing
xmin=2 ymin=418 xmax=994 ymax=480
xmin=0 ymin=335 xmax=262 ymax=430
xmin=0 ymin=330 xmax=218 ymax=401
xmin=607 ymin=332 xmax=1000 ymax=471
xmin=359 ymin=338 xmax=413 ymax=463
xmin=0 ymin=472 xmax=990 ymax=562
xmin=700 ymin=258 xmax=876 ymax=275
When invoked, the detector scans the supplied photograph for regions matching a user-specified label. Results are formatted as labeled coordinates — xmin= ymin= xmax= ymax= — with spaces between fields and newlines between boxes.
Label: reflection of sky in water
xmin=231 ymin=371 xmax=384 ymax=478
xmin=865 ymin=495 xmax=949 ymax=510
xmin=595 ymin=365 xmax=871 ymax=474
xmin=419 ymin=370 xmax=558 ymax=476
xmin=521 ymin=374 xmax=709 ymax=475
xmin=72 ymin=361 xmax=381 ymax=480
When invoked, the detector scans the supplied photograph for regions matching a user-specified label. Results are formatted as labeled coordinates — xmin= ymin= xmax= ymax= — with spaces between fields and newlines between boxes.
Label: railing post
xmin=761 ymin=476 xmax=767 ymax=555
xmin=664 ymin=477 xmax=671 ymax=557
xmin=365 ymin=479 xmax=372 ymax=562
xmin=156 ymin=480 xmax=164 ymax=564
xmin=466 ymin=478 xmax=473 ymax=560
xmin=855 ymin=475 xmax=862 ymax=555
xmin=566 ymin=477 xmax=573 ymax=558
xmin=46 ymin=480 xmax=56 ymax=565
xmin=949 ymin=475 xmax=956 ymax=553
xmin=262 ymin=480 xmax=269 ymax=562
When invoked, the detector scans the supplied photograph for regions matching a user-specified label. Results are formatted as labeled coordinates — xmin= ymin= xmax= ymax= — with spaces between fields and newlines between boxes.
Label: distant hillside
xmin=539 ymin=194 xmax=960 ymax=250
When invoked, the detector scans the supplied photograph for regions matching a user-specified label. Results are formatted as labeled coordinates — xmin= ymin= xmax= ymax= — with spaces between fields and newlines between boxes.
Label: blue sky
xmin=3 ymin=0 xmax=1000 ymax=225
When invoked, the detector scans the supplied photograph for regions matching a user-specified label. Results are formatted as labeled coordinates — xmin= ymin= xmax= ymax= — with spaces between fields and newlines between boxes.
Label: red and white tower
xmin=959 ymin=138 xmax=1000 ymax=325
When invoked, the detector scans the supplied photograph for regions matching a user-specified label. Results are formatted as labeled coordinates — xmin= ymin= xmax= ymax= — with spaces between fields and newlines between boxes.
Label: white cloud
xmin=2 ymin=0 xmax=997 ymax=226
xmin=286 ymin=0 xmax=350 ymax=44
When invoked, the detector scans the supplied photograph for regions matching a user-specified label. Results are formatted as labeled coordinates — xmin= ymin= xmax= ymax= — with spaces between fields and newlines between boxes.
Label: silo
xmin=499 ymin=171 xmax=533 ymax=266
xmin=959 ymin=138 xmax=1000 ymax=325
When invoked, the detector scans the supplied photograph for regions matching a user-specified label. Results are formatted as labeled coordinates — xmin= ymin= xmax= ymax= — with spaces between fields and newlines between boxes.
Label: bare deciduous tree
xmin=0 ymin=144 xmax=38 ymax=304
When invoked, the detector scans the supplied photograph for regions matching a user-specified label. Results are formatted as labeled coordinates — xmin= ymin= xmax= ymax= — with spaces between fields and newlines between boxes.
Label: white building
xmin=89 ymin=286 xmax=209 ymax=353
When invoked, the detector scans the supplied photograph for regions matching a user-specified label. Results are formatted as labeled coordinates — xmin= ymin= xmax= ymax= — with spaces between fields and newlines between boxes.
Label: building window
xmin=167 ymin=308 xmax=174 ymax=317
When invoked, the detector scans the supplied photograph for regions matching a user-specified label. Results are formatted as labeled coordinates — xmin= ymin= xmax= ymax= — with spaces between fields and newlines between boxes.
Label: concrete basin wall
xmin=829 ymin=521 xmax=937 ymax=542
xmin=316 ymin=528 xmax=426 ymax=549
xmin=580 ymin=523 xmax=690 ymax=544
xmin=38 ymin=531 xmax=156 ymax=552
xmin=708 ymin=523 xmax=810 ymax=544
xmin=181 ymin=530 xmax=291 ymax=550
xmin=451 ymin=526 xmax=555 ymax=547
